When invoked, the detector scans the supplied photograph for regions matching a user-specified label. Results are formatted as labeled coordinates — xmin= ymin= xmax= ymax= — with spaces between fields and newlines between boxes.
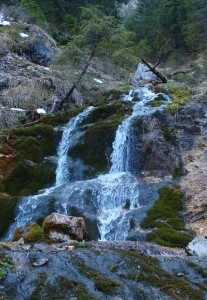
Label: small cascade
xmin=55 ymin=106 xmax=94 ymax=186
xmin=96 ymin=86 xmax=171 ymax=239
xmin=5 ymin=106 xmax=94 ymax=240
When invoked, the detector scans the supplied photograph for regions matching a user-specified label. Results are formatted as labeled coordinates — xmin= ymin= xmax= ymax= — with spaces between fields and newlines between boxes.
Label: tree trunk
xmin=53 ymin=41 xmax=98 ymax=112
xmin=141 ymin=59 xmax=167 ymax=83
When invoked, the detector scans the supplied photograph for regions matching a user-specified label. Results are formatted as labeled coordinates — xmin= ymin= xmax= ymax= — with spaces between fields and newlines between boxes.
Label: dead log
xmin=53 ymin=40 xmax=97 ymax=112
xmin=141 ymin=59 xmax=167 ymax=83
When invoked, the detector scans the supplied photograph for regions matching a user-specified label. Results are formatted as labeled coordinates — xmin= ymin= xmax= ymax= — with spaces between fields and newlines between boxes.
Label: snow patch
xmin=0 ymin=20 xmax=10 ymax=26
xmin=19 ymin=32 xmax=29 ymax=38
xmin=93 ymin=78 xmax=103 ymax=84
xmin=10 ymin=108 xmax=26 ymax=112
xmin=36 ymin=108 xmax=46 ymax=115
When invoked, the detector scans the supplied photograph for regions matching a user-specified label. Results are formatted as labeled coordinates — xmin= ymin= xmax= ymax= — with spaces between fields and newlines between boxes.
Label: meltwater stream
xmin=5 ymin=86 xmax=171 ymax=241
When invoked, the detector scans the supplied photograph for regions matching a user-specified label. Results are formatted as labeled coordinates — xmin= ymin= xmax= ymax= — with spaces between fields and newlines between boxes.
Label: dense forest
xmin=3 ymin=0 xmax=207 ymax=63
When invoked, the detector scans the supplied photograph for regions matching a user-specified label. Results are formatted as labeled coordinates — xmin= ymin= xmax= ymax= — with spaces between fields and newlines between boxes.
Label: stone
xmin=33 ymin=258 xmax=49 ymax=267
xmin=43 ymin=213 xmax=86 ymax=242
xmin=61 ymin=245 xmax=75 ymax=251
xmin=133 ymin=63 xmax=157 ymax=83
xmin=28 ymin=40 xmax=57 ymax=66
xmin=17 ymin=238 xmax=24 ymax=245
xmin=186 ymin=237 xmax=207 ymax=258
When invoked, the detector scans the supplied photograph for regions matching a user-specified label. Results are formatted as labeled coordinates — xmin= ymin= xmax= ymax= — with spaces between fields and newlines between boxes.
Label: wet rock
xmin=43 ymin=213 xmax=86 ymax=242
xmin=32 ymin=257 xmax=48 ymax=267
xmin=186 ymin=237 xmax=207 ymax=258
xmin=133 ymin=63 xmax=157 ymax=83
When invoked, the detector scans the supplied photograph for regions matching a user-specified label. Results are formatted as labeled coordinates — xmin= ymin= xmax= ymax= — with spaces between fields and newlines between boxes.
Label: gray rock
xmin=133 ymin=63 xmax=157 ymax=83
xmin=28 ymin=40 xmax=57 ymax=66
xmin=186 ymin=236 xmax=207 ymax=258
xmin=43 ymin=213 xmax=86 ymax=242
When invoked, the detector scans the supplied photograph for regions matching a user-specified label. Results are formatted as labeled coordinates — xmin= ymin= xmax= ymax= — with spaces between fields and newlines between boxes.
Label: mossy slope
xmin=142 ymin=186 xmax=193 ymax=247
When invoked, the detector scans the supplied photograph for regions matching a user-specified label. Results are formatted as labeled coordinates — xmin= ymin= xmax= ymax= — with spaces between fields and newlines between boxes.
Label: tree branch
xmin=141 ymin=59 xmax=167 ymax=83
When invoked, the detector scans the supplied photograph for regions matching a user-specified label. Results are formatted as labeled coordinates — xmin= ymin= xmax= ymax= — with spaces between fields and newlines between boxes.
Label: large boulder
xmin=28 ymin=40 xmax=57 ymax=66
xmin=186 ymin=237 xmax=207 ymax=258
xmin=43 ymin=213 xmax=86 ymax=242
xmin=133 ymin=63 xmax=157 ymax=83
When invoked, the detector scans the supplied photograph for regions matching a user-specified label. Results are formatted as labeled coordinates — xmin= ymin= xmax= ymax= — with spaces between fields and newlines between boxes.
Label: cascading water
xmin=96 ymin=87 xmax=171 ymax=240
xmin=55 ymin=106 xmax=94 ymax=186
xmin=5 ymin=84 xmax=171 ymax=242
xmin=5 ymin=106 xmax=94 ymax=240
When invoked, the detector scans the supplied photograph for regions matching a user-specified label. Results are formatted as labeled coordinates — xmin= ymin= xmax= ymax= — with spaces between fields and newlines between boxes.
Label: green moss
xmin=142 ymin=186 xmax=193 ymax=248
xmin=76 ymin=259 xmax=120 ymax=294
xmin=69 ymin=121 xmax=117 ymax=172
xmin=172 ymin=166 xmax=185 ymax=178
xmin=154 ymin=85 xmax=167 ymax=94
xmin=2 ymin=160 xmax=56 ymax=196
xmin=95 ymin=273 xmax=120 ymax=294
xmin=29 ymin=272 xmax=48 ymax=300
xmin=148 ymin=99 xmax=163 ymax=107
xmin=81 ymin=102 xmax=131 ymax=125
xmin=147 ymin=227 xmax=192 ymax=248
xmin=41 ymin=106 xmax=87 ymax=126
xmin=69 ymin=103 xmax=132 ymax=173
xmin=171 ymin=72 xmax=195 ymax=84
xmin=25 ymin=223 xmax=44 ymax=243
xmin=148 ymin=94 xmax=166 ymax=107
xmin=160 ymin=123 xmax=176 ymax=142
xmin=13 ymin=124 xmax=60 ymax=158
xmin=186 ymin=261 xmax=207 ymax=279
xmin=29 ymin=273 xmax=100 ymax=300
xmin=14 ymin=137 xmax=43 ymax=163
xmin=101 ymin=90 xmax=122 ymax=101
xmin=117 ymin=249 xmax=204 ymax=300
xmin=0 ymin=193 xmax=18 ymax=238
xmin=0 ymin=253 xmax=13 ymax=281
xmin=166 ymin=87 xmax=192 ymax=113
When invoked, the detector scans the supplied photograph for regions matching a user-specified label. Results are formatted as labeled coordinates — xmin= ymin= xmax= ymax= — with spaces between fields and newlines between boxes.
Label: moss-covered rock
xmin=13 ymin=123 xmax=60 ymax=159
xmin=69 ymin=103 xmax=132 ymax=173
xmin=40 ymin=106 xmax=86 ymax=126
xmin=1 ymin=159 xmax=56 ymax=196
xmin=25 ymin=223 xmax=44 ymax=243
xmin=148 ymin=94 xmax=166 ymax=107
xmin=166 ymin=86 xmax=192 ymax=113
xmin=118 ymin=249 xmax=204 ymax=300
xmin=142 ymin=186 xmax=193 ymax=248
xmin=77 ymin=259 xmax=120 ymax=295
xmin=0 ymin=193 xmax=18 ymax=238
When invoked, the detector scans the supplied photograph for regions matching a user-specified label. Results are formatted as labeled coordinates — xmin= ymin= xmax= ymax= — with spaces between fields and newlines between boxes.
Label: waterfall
xmin=96 ymin=86 xmax=171 ymax=240
xmin=55 ymin=106 xmax=94 ymax=186
xmin=4 ymin=106 xmax=94 ymax=240
xmin=5 ymin=85 xmax=171 ymax=242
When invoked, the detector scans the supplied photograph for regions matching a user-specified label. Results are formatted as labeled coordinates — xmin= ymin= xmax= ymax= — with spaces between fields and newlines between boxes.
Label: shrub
xmin=25 ymin=223 xmax=44 ymax=242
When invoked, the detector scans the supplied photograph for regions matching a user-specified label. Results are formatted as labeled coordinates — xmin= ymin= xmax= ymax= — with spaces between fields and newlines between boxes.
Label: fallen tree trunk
xmin=52 ymin=41 xmax=97 ymax=113
xmin=141 ymin=59 xmax=167 ymax=83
